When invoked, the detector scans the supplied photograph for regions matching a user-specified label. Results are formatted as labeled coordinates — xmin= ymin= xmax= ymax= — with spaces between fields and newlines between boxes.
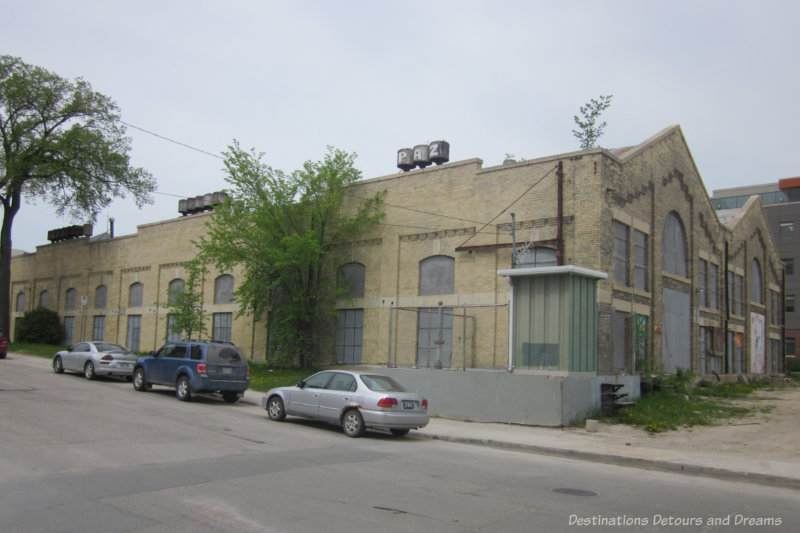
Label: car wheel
xmin=342 ymin=409 xmax=365 ymax=438
xmin=133 ymin=367 xmax=150 ymax=391
xmin=221 ymin=391 xmax=239 ymax=403
xmin=84 ymin=361 xmax=96 ymax=380
xmin=53 ymin=356 xmax=64 ymax=374
xmin=267 ymin=396 xmax=286 ymax=421
xmin=176 ymin=375 xmax=192 ymax=402
xmin=390 ymin=428 xmax=410 ymax=437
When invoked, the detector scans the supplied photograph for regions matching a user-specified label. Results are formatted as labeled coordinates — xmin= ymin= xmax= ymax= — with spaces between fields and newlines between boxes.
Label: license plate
xmin=120 ymin=362 xmax=132 ymax=368
xmin=403 ymin=400 xmax=415 ymax=409
xmin=222 ymin=367 xmax=232 ymax=375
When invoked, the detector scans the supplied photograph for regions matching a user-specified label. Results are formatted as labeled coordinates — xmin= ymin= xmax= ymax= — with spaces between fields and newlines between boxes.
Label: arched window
xmin=95 ymin=285 xmax=107 ymax=309
xmin=214 ymin=274 xmax=234 ymax=304
xmin=662 ymin=212 xmax=687 ymax=277
xmin=419 ymin=256 xmax=455 ymax=295
xmin=39 ymin=290 xmax=50 ymax=309
xmin=168 ymin=278 xmax=185 ymax=305
xmin=65 ymin=288 xmax=77 ymax=310
xmin=129 ymin=282 xmax=143 ymax=307
xmin=751 ymin=258 xmax=763 ymax=304
xmin=15 ymin=291 xmax=26 ymax=312
xmin=338 ymin=263 xmax=366 ymax=299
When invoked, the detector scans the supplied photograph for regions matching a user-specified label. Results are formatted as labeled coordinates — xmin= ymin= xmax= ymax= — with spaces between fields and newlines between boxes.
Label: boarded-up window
xmin=95 ymin=285 xmax=107 ymax=309
xmin=751 ymin=259 xmax=763 ymax=304
xmin=129 ymin=283 xmax=143 ymax=307
xmin=419 ymin=256 xmax=455 ymax=295
xmin=168 ymin=278 xmax=185 ymax=305
xmin=338 ymin=263 xmax=365 ymax=299
xmin=214 ymin=274 xmax=234 ymax=304
xmin=662 ymin=212 xmax=687 ymax=277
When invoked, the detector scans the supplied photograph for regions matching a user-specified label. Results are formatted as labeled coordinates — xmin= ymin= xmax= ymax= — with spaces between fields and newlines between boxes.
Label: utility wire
xmin=121 ymin=121 xmax=224 ymax=160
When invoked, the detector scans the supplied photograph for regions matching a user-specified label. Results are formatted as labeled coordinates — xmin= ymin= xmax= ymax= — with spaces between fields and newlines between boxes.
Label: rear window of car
xmin=360 ymin=375 xmax=407 ymax=392
xmin=206 ymin=345 xmax=245 ymax=364
xmin=95 ymin=343 xmax=126 ymax=352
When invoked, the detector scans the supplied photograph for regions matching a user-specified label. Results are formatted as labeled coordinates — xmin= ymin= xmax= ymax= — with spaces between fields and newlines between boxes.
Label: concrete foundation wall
xmin=378 ymin=367 xmax=640 ymax=426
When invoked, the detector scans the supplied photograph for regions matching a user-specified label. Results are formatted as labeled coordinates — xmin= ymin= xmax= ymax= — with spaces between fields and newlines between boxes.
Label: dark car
xmin=133 ymin=340 xmax=250 ymax=403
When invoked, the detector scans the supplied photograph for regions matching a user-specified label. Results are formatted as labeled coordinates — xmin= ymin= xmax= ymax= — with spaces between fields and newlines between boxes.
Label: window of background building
xmin=95 ymin=285 xmax=107 ymax=309
xmin=213 ymin=312 xmax=232 ymax=343
xmin=419 ymin=256 xmax=455 ymax=295
xmin=214 ymin=274 xmax=234 ymax=304
xmin=709 ymin=263 xmax=719 ymax=309
xmin=662 ymin=213 xmax=687 ymax=277
xmin=338 ymin=263 xmax=365 ymax=299
xmin=16 ymin=291 xmax=25 ymax=312
xmin=39 ymin=290 xmax=50 ymax=309
xmin=633 ymin=230 xmax=648 ymax=291
xmin=335 ymin=309 xmax=363 ymax=364
xmin=786 ymin=337 xmax=796 ymax=356
xmin=65 ymin=288 xmax=76 ymax=310
xmin=129 ymin=283 xmax=143 ymax=307
xmin=779 ymin=222 xmax=794 ymax=240
xmin=787 ymin=295 xmax=795 ymax=313
xmin=751 ymin=259 xmax=762 ymax=304
xmin=166 ymin=314 xmax=181 ymax=342
xmin=613 ymin=221 xmax=629 ymax=286
xmin=127 ymin=315 xmax=141 ymax=352
xmin=734 ymin=274 xmax=743 ymax=315
xmin=63 ymin=316 xmax=74 ymax=346
xmin=168 ymin=278 xmax=185 ymax=305
xmin=92 ymin=315 xmax=105 ymax=341
xmin=698 ymin=259 xmax=707 ymax=304
xmin=770 ymin=289 xmax=780 ymax=325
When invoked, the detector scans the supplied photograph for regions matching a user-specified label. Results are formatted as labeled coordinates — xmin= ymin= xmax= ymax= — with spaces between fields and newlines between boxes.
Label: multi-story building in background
xmin=713 ymin=179 xmax=800 ymax=362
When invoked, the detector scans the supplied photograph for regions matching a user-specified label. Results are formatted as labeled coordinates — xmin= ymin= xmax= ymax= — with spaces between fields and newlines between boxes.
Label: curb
xmin=412 ymin=432 xmax=800 ymax=491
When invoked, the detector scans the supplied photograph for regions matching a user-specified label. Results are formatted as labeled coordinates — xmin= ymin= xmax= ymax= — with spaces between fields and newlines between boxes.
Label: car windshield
xmin=359 ymin=374 xmax=407 ymax=392
xmin=95 ymin=343 xmax=127 ymax=352
xmin=206 ymin=345 xmax=245 ymax=364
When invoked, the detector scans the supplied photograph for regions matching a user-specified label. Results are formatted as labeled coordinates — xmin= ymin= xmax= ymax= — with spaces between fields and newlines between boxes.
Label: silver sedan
xmin=262 ymin=370 xmax=429 ymax=437
xmin=52 ymin=342 xmax=138 ymax=380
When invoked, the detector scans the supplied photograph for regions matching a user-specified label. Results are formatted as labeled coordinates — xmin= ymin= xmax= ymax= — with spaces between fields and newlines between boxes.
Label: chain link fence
xmin=387 ymin=304 xmax=508 ymax=370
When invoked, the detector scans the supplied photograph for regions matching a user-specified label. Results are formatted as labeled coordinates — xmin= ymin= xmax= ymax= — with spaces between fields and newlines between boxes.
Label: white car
xmin=53 ymin=342 xmax=138 ymax=380
xmin=262 ymin=370 xmax=429 ymax=437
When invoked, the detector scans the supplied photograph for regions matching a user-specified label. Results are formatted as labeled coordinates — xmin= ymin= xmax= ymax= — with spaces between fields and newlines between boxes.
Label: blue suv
xmin=133 ymin=340 xmax=250 ymax=403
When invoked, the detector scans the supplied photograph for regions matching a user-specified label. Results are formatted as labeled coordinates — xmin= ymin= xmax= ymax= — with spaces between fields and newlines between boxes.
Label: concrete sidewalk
xmin=413 ymin=417 xmax=800 ymax=491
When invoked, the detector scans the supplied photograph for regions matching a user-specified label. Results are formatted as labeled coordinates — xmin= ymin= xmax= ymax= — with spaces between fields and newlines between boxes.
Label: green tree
xmin=163 ymin=260 xmax=209 ymax=341
xmin=14 ymin=307 xmax=63 ymax=345
xmin=572 ymin=94 xmax=613 ymax=150
xmin=197 ymin=142 xmax=384 ymax=367
xmin=0 ymin=55 xmax=156 ymax=337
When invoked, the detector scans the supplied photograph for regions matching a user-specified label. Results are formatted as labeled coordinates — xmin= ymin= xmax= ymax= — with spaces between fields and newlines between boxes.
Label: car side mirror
xmin=149 ymin=351 xmax=156 ymax=357
xmin=297 ymin=380 xmax=306 ymax=389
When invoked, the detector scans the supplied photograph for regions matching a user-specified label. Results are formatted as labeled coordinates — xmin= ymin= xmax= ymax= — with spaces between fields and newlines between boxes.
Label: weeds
xmin=616 ymin=369 xmax=775 ymax=433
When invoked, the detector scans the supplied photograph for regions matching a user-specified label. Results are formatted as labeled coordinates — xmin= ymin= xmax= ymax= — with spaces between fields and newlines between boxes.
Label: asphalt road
xmin=1 ymin=353 xmax=799 ymax=532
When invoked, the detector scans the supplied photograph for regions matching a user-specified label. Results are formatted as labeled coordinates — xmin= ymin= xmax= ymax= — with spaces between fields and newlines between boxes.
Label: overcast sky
xmin=2 ymin=0 xmax=798 ymax=253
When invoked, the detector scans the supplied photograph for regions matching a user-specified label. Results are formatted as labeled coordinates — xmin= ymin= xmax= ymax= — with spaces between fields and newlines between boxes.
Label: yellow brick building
xmin=11 ymin=125 xmax=784 ymax=378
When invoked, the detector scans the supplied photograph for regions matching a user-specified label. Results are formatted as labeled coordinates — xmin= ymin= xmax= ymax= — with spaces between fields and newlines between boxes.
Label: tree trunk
xmin=0 ymin=189 xmax=21 ymax=338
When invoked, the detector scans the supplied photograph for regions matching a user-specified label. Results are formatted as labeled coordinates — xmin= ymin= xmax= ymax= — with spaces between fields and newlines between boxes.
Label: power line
xmin=121 ymin=121 xmax=223 ymax=160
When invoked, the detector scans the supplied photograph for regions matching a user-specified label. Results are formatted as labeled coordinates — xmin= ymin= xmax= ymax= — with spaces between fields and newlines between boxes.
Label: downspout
xmin=557 ymin=161 xmax=564 ymax=265
xmin=724 ymin=240 xmax=730 ymax=374
xmin=507 ymin=275 xmax=515 ymax=372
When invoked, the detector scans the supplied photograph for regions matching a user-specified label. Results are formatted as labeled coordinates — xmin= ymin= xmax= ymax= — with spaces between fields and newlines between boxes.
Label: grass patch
xmin=248 ymin=365 xmax=317 ymax=393
xmin=9 ymin=342 xmax=65 ymax=358
xmin=615 ymin=370 xmax=771 ymax=433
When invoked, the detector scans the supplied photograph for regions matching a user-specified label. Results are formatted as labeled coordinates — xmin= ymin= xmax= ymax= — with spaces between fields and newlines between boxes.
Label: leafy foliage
xmin=161 ymin=260 xmax=209 ymax=340
xmin=572 ymin=94 xmax=613 ymax=150
xmin=196 ymin=143 xmax=384 ymax=367
xmin=0 ymin=55 xmax=156 ymax=335
xmin=14 ymin=307 xmax=63 ymax=345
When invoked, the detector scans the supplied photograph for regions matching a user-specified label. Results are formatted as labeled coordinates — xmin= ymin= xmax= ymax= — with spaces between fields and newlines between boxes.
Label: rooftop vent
xmin=397 ymin=140 xmax=450 ymax=171
xmin=47 ymin=224 xmax=93 ymax=243
xmin=178 ymin=191 xmax=229 ymax=216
